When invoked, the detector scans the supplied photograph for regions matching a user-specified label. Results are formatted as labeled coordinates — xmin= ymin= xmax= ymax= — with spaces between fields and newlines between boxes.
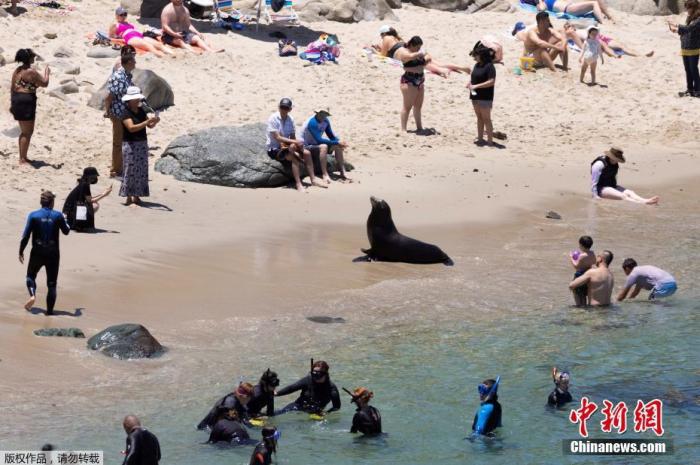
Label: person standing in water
xmin=275 ymin=360 xmax=341 ymax=414
xmin=249 ymin=426 xmax=279 ymax=465
xmin=347 ymin=387 xmax=382 ymax=436
xmin=569 ymin=250 xmax=615 ymax=306
xmin=122 ymin=415 xmax=161 ymax=465
xmin=472 ymin=377 xmax=502 ymax=436
xmin=19 ymin=191 xmax=70 ymax=314
xmin=618 ymin=259 xmax=677 ymax=301
xmin=569 ymin=235 xmax=596 ymax=307
xmin=547 ymin=367 xmax=573 ymax=407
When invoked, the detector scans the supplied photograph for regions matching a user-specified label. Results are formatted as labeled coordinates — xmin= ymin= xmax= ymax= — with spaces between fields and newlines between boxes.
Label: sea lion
xmin=358 ymin=196 xmax=453 ymax=265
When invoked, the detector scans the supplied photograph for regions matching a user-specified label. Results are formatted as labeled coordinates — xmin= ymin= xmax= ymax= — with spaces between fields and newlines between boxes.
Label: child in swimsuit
xmin=579 ymin=26 xmax=617 ymax=84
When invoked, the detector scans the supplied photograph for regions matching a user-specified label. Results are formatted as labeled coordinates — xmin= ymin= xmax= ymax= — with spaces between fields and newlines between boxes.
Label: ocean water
xmin=2 ymin=187 xmax=698 ymax=465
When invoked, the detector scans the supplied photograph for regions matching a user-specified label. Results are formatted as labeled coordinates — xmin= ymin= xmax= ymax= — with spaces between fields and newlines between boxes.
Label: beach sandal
xmin=493 ymin=131 xmax=508 ymax=140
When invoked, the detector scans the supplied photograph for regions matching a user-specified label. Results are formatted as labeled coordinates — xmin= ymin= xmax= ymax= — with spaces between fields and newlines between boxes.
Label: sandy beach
xmin=1 ymin=0 xmax=699 ymax=462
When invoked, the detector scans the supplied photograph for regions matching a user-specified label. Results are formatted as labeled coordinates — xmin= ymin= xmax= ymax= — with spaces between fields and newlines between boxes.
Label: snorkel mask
xmin=477 ymin=376 xmax=500 ymax=400
xmin=554 ymin=370 xmax=571 ymax=391
xmin=262 ymin=426 xmax=281 ymax=444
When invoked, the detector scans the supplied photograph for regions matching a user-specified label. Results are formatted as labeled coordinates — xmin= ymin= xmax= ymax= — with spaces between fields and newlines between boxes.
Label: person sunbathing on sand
xmin=529 ymin=0 xmax=615 ymax=23
xmin=160 ymin=0 xmax=223 ymax=53
xmin=591 ymin=146 xmax=659 ymax=205
xmin=524 ymin=12 xmax=569 ymax=71
xmin=372 ymin=25 xmax=471 ymax=77
xmin=110 ymin=7 xmax=174 ymax=57
xmin=563 ymin=22 xmax=654 ymax=57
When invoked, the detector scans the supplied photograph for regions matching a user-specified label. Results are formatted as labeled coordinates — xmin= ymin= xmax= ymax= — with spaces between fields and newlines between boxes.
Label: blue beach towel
xmin=518 ymin=1 xmax=596 ymax=20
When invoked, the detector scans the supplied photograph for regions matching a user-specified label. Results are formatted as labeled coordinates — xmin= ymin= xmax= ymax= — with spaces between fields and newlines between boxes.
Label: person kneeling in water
xmin=547 ymin=367 xmax=573 ymax=407
xmin=275 ymin=360 xmax=341 ymax=414
xmin=346 ymin=387 xmax=382 ymax=436
xmin=247 ymin=369 xmax=280 ymax=419
xmin=249 ymin=426 xmax=280 ymax=465
xmin=471 ymin=377 xmax=502 ymax=437
xmin=197 ymin=382 xmax=255 ymax=430
xmin=208 ymin=408 xmax=252 ymax=445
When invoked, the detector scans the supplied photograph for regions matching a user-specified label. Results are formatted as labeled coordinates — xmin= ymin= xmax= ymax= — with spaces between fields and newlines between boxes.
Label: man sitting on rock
xmin=300 ymin=108 xmax=350 ymax=184
xmin=266 ymin=98 xmax=326 ymax=192
xmin=160 ymin=0 xmax=222 ymax=53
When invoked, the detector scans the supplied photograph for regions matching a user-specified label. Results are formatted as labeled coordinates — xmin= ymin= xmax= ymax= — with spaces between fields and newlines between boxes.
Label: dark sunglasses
xmin=118 ymin=12 xmax=128 ymax=16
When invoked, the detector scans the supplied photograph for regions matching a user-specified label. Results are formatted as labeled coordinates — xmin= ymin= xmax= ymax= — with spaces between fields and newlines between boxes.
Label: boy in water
xmin=472 ymin=377 xmax=502 ymax=437
xmin=547 ymin=367 xmax=573 ymax=407
xmin=570 ymin=235 xmax=596 ymax=306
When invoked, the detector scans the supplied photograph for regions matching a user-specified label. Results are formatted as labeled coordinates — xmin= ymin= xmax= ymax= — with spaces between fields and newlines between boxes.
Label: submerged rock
xmin=546 ymin=210 xmax=562 ymax=220
xmin=88 ymin=68 xmax=174 ymax=112
xmin=87 ymin=323 xmax=164 ymax=359
xmin=155 ymin=124 xmax=353 ymax=188
xmin=34 ymin=328 xmax=86 ymax=338
xmin=306 ymin=316 xmax=346 ymax=324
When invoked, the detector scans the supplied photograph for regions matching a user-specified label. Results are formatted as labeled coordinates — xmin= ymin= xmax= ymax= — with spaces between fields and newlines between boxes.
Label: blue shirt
xmin=107 ymin=68 xmax=133 ymax=118
xmin=20 ymin=207 xmax=70 ymax=254
xmin=301 ymin=116 xmax=339 ymax=146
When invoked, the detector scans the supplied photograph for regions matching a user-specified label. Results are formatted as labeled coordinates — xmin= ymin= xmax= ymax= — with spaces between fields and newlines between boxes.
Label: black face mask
xmin=311 ymin=371 xmax=327 ymax=381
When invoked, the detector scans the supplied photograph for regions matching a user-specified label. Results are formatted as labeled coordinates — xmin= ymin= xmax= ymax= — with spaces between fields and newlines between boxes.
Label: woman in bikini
xmin=10 ymin=49 xmax=50 ymax=165
xmin=534 ymin=0 xmax=615 ymax=23
xmin=372 ymin=26 xmax=470 ymax=77
xmin=395 ymin=36 xmax=430 ymax=133
xmin=109 ymin=7 xmax=173 ymax=57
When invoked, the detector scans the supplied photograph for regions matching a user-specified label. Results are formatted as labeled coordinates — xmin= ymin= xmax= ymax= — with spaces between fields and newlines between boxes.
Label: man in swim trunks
xmin=160 ymin=0 xmax=221 ymax=53
xmin=524 ymin=12 xmax=568 ymax=71
xmin=19 ymin=191 xmax=70 ymax=315
xmin=618 ymin=259 xmax=677 ymax=301
xmin=122 ymin=415 xmax=161 ymax=465
xmin=569 ymin=250 xmax=614 ymax=306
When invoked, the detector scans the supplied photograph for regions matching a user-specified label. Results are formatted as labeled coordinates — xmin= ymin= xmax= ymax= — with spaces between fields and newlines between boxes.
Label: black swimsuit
xmin=387 ymin=41 xmax=404 ymax=58
xmin=401 ymin=56 xmax=427 ymax=87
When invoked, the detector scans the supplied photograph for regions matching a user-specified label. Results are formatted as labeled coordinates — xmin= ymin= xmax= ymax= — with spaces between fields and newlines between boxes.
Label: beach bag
xmin=271 ymin=0 xmax=285 ymax=12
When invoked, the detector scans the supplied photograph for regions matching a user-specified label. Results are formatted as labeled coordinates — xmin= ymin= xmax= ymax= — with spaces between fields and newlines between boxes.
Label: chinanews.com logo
xmin=563 ymin=397 xmax=673 ymax=455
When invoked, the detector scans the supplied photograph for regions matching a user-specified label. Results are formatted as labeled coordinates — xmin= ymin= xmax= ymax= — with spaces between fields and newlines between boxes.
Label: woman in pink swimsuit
xmin=109 ymin=7 xmax=173 ymax=57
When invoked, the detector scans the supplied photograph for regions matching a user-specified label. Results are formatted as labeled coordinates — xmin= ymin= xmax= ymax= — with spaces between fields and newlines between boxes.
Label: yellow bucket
xmin=520 ymin=56 xmax=535 ymax=71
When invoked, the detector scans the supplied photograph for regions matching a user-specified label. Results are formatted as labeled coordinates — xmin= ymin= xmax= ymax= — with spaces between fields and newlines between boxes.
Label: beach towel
xmin=517 ymin=1 xmax=595 ymax=20
xmin=300 ymin=35 xmax=340 ymax=64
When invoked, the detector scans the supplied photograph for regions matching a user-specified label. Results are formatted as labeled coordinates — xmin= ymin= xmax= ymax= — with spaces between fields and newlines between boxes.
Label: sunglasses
xmin=118 ymin=12 xmax=128 ymax=16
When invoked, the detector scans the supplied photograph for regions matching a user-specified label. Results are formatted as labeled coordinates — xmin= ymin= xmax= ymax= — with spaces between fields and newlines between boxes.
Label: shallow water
xmin=1 ymin=187 xmax=698 ymax=465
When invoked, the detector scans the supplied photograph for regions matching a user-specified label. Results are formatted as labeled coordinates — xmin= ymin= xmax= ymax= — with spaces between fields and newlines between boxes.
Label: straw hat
xmin=604 ymin=146 xmax=625 ymax=163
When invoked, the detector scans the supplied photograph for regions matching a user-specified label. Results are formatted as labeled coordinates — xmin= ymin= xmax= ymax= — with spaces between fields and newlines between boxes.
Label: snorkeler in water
xmin=547 ymin=367 xmax=573 ymax=407
xmin=275 ymin=360 xmax=341 ymax=415
xmin=471 ymin=377 xmax=502 ymax=437
xmin=249 ymin=426 xmax=280 ymax=465
xmin=345 ymin=387 xmax=382 ymax=436
xmin=197 ymin=382 xmax=255 ymax=430
xmin=208 ymin=408 xmax=252 ymax=445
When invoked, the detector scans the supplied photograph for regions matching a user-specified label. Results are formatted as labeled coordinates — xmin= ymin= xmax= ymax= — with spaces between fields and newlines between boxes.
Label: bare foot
xmin=646 ymin=196 xmax=660 ymax=205
xmin=646 ymin=51 xmax=654 ymax=57
xmin=24 ymin=296 xmax=36 ymax=311
xmin=295 ymin=183 xmax=305 ymax=192
xmin=323 ymin=175 xmax=331 ymax=184
xmin=311 ymin=181 xmax=328 ymax=189
xmin=338 ymin=176 xmax=353 ymax=183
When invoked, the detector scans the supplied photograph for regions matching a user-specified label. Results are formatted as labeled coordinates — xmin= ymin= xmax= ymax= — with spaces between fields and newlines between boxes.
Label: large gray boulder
xmin=87 ymin=324 xmax=164 ymax=359
xmin=300 ymin=0 xmax=397 ymax=22
xmin=155 ymin=124 xmax=353 ymax=188
xmin=87 ymin=68 xmax=174 ymax=112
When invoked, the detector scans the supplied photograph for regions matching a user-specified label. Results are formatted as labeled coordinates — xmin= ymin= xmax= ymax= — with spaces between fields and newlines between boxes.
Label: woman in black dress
xmin=465 ymin=44 xmax=497 ymax=146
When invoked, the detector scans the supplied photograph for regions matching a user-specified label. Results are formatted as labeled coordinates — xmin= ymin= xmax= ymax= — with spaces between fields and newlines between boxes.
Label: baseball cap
xmin=115 ymin=6 xmax=128 ymax=15
xmin=279 ymin=97 xmax=293 ymax=109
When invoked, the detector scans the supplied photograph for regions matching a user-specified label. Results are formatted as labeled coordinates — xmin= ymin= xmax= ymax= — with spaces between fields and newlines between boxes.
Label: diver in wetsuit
xmin=471 ymin=377 xmax=502 ymax=437
xmin=249 ymin=426 xmax=279 ymax=465
xmin=547 ymin=367 xmax=573 ymax=407
xmin=275 ymin=360 xmax=341 ymax=414
xmin=346 ymin=387 xmax=382 ymax=436
xmin=197 ymin=382 xmax=255 ymax=430
xmin=208 ymin=408 xmax=252 ymax=445
xmin=122 ymin=415 xmax=161 ymax=465
xmin=247 ymin=369 xmax=280 ymax=418
xmin=19 ymin=191 xmax=70 ymax=315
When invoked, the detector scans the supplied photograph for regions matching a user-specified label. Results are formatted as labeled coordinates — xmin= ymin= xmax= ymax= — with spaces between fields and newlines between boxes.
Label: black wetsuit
xmin=208 ymin=418 xmax=250 ymax=444
xmin=197 ymin=394 xmax=249 ymax=430
xmin=247 ymin=384 xmax=275 ymax=417
xmin=122 ymin=427 xmax=161 ymax=465
xmin=20 ymin=207 xmax=70 ymax=313
xmin=249 ymin=442 xmax=273 ymax=465
xmin=62 ymin=178 xmax=94 ymax=231
xmin=351 ymin=405 xmax=382 ymax=435
xmin=548 ymin=388 xmax=573 ymax=407
xmin=276 ymin=375 xmax=341 ymax=414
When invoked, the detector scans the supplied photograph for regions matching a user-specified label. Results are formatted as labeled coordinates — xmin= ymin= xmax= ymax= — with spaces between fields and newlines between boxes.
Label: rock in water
xmin=306 ymin=316 xmax=346 ymax=324
xmin=87 ymin=69 xmax=174 ymax=111
xmin=546 ymin=210 xmax=562 ymax=220
xmin=87 ymin=323 xmax=164 ymax=359
xmin=34 ymin=328 xmax=86 ymax=338
xmin=155 ymin=124 xmax=353 ymax=188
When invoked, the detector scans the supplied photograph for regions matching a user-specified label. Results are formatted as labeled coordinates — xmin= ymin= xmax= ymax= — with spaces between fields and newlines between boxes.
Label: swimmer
xmin=19 ymin=191 xmax=70 ymax=314
xmin=570 ymin=235 xmax=596 ymax=307
xmin=471 ymin=377 xmax=502 ymax=437
xmin=275 ymin=360 xmax=341 ymax=415
xmin=569 ymin=250 xmax=615 ymax=306
xmin=344 ymin=387 xmax=382 ymax=436
xmin=122 ymin=415 xmax=161 ymax=465
xmin=197 ymin=382 xmax=255 ymax=430
xmin=208 ymin=408 xmax=252 ymax=444
xmin=617 ymin=259 xmax=677 ymax=301
xmin=548 ymin=367 xmax=573 ymax=407
xmin=249 ymin=426 xmax=279 ymax=465
xmin=247 ymin=369 xmax=280 ymax=418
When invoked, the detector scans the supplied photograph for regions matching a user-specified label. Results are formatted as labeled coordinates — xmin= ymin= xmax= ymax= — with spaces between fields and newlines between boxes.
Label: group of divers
xmin=124 ymin=359 xmax=572 ymax=464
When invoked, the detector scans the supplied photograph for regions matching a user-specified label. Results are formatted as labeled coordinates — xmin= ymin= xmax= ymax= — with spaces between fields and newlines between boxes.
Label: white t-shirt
xmin=266 ymin=112 xmax=295 ymax=151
